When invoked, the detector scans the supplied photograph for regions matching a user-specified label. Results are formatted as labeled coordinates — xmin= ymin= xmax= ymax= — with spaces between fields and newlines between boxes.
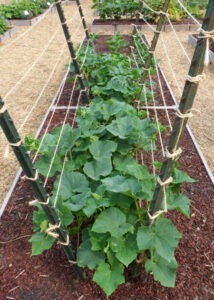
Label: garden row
xmin=92 ymin=0 xmax=208 ymax=21
xmin=24 ymin=32 xmax=195 ymax=297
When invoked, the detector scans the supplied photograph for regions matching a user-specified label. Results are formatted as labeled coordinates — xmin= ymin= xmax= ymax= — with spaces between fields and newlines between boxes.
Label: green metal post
xmin=0 ymin=98 xmax=83 ymax=278
xmin=147 ymin=0 xmax=214 ymax=224
xmin=54 ymin=0 xmax=89 ymax=104
xmin=75 ymin=0 xmax=90 ymax=40
xmin=141 ymin=0 xmax=171 ymax=83
xmin=133 ymin=0 xmax=144 ymax=34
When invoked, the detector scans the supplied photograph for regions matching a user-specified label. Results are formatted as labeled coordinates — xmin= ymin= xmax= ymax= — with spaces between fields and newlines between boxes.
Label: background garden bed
xmin=0 ymin=26 xmax=16 ymax=42
xmin=91 ymin=19 xmax=200 ymax=34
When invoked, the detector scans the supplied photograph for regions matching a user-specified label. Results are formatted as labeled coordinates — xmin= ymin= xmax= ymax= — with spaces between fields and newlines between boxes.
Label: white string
xmin=4 ymin=24 xmax=62 ymax=100
xmin=18 ymin=43 xmax=67 ymax=133
xmin=154 ymin=58 xmax=173 ymax=131
xmin=136 ymin=14 xmax=156 ymax=31
xmin=133 ymin=37 xmax=146 ymax=65
xmin=176 ymin=0 xmax=201 ymax=26
xmin=33 ymin=64 xmax=71 ymax=163
xmin=166 ymin=16 xmax=191 ymax=63
xmin=43 ymin=76 xmax=78 ymax=186
xmin=148 ymin=69 xmax=165 ymax=157
xmin=159 ymin=34 xmax=182 ymax=98
xmin=3 ymin=7 xmax=81 ymax=101
xmin=15 ymin=11 xmax=85 ymax=133
xmin=130 ymin=46 xmax=145 ymax=167
xmin=52 ymin=90 xmax=82 ymax=207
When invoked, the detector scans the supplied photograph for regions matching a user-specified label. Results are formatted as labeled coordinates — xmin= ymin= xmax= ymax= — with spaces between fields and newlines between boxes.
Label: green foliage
xmin=142 ymin=0 xmax=208 ymax=23
xmin=71 ymin=35 xmax=156 ymax=104
xmin=71 ymin=43 xmax=143 ymax=102
xmin=92 ymin=0 xmax=139 ymax=19
xmin=0 ymin=0 xmax=53 ymax=20
xmin=24 ymin=133 xmax=40 ymax=152
xmin=28 ymin=34 xmax=195 ymax=296
xmin=106 ymin=31 xmax=128 ymax=53
xmin=29 ymin=232 xmax=55 ymax=255
xmin=0 ymin=14 xmax=8 ymax=35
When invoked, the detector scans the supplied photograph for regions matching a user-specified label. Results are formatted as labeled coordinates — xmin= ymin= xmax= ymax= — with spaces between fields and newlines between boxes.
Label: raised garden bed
xmin=188 ymin=33 xmax=214 ymax=64
xmin=0 ymin=35 xmax=213 ymax=299
xmin=0 ymin=26 xmax=16 ymax=43
xmin=7 ymin=0 xmax=74 ymax=27
xmin=91 ymin=19 xmax=200 ymax=34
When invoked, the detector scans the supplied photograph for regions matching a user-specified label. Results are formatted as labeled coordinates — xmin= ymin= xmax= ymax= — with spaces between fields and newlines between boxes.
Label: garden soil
xmin=0 ymin=1 xmax=213 ymax=209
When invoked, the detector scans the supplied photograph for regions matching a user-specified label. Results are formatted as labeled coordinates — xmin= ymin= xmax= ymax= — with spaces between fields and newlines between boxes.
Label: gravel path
xmin=0 ymin=1 xmax=213 ymax=208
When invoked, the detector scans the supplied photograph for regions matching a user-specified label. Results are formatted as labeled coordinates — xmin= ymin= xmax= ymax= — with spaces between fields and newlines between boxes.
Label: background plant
xmin=0 ymin=14 xmax=8 ymax=35
xmin=92 ymin=0 xmax=139 ymax=19
xmin=0 ymin=0 xmax=53 ymax=20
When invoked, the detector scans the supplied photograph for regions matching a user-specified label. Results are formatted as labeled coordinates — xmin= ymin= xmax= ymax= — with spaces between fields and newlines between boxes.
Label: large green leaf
xmin=106 ymin=76 xmax=129 ymax=93
xmin=106 ymin=116 xmax=133 ymax=139
xmin=173 ymin=169 xmax=195 ymax=184
xmin=39 ymin=133 xmax=57 ymax=154
xmin=83 ymin=157 xmax=112 ymax=180
xmin=35 ymin=154 xmax=61 ymax=177
xmin=145 ymin=253 xmax=178 ymax=287
xmin=92 ymin=207 xmax=133 ymax=238
xmin=114 ymin=156 xmax=153 ymax=180
xmin=137 ymin=218 xmax=181 ymax=262
xmin=167 ymin=191 xmax=190 ymax=218
xmin=64 ymin=192 xmax=90 ymax=212
xmin=53 ymin=125 xmax=81 ymax=155
xmin=89 ymin=230 xmax=109 ymax=251
xmin=77 ymin=238 xmax=105 ymax=270
xmin=101 ymin=175 xmax=130 ymax=193
xmin=93 ymin=262 xmax=125 ymax=297
xmin=89 ymin=140 xmax=117 ymax=160
xmin=109 ymin=234 xmax=138 ymax=267
xmin=30 ymin=232 xmax=55 ymax=256
xmin=109 ymin=193 xmax=133 ymax=209
xmin=54 ymin=172 xmax=89 ymax=201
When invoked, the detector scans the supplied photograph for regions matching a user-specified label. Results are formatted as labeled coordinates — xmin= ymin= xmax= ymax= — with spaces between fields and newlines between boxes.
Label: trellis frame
xmin=147 ymin=0 xmax=214 ymax=223
xmin=54 ymin=0 xmax=90 ymax=104
xmin=0 ymin=97 xmax=83 ymax=278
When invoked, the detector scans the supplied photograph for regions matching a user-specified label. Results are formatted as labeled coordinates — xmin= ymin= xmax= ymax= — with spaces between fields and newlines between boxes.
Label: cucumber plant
xmin=26 ymin=35 xmax=194 ymax=297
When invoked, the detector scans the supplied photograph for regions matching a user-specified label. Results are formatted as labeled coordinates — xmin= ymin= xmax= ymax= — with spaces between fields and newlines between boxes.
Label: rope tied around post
xmin=58 ymin=234 xmax=70 ymax=246
xmin=22 ymin=169 xmax=39 ymax=181
xmin=9 ymin=140 xmax=22 ymax=147
xmin=29 ymin=197 xmax=50 ymax=206
xmin=148 ymin=176 xmax=173 ymax=223
xmin=45 ymin=222 xmax=61 ymax=239
xmin=165 ymin=147 xmax=182 ymax=160
xmin=0 ymin=104 xmax=7 ymax=114
xmin=186 ymin=73 xmax=205 ymax=83
xmin=175 ymin=109 xmax=193 ymax=119
xmin=197 ymin=29 xmax=214 ymax=66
